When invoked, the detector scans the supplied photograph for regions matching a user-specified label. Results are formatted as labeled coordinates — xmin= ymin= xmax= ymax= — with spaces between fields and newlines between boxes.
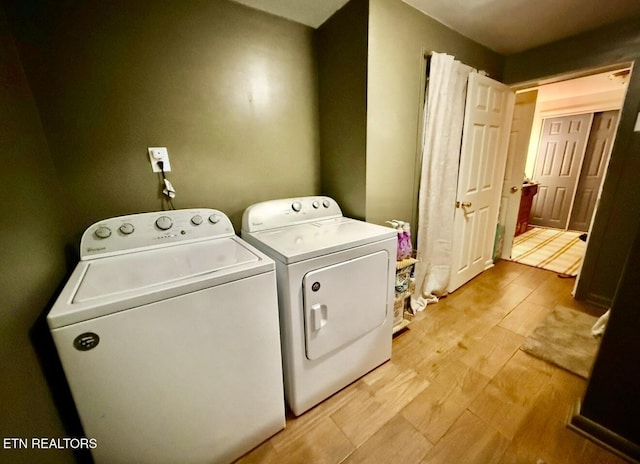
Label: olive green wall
xmin=317 ymin=0 xmax=369 ymax=220
xmin=6 ymin=0 xmax=320 ymax=233
xmin=0 ymin=8 xmax=75 ymax=464
xmin=9 ymin=0 xmax=637 ymax=460
xmin=577 ymin=221 xmax=640 ymax=459
xmin=1 ymin=1 xmax=319 ymax=462
xmin=366 ymin=0 xmax=503 ymax=226
xmin=504 ymin=17 xmax=640 ymax=307
xmin=505 ymin=18 xmax=640 ymax=456
xmin=317 ymin=0 xmax=502 ymax=226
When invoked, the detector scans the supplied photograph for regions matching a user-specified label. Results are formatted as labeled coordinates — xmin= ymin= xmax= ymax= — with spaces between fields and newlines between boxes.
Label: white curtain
xmin=411 ymin=53 xmax=474 ymax=311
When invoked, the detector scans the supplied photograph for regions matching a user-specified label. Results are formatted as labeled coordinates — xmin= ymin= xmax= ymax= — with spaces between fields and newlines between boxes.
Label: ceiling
xmin=232 ymin=0 xmax=640 ymax=55
xmin=535 ymin=69 xmax=631 ymax=102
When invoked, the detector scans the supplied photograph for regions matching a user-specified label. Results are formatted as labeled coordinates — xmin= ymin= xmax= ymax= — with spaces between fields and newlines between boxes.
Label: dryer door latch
xmin=311 ymin=304 xmax=328 ymax=331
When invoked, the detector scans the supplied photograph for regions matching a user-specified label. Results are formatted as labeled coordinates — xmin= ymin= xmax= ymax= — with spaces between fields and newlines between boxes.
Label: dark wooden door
xmin=530 ymin=113 xmax=592 ymax=229
xmin=568 ymin=110 xmax=619 ymax=231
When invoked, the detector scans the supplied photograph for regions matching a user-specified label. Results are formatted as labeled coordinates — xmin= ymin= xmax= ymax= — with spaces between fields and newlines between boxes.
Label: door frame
xmin=501 ymin=64 xmax=631 ymax=292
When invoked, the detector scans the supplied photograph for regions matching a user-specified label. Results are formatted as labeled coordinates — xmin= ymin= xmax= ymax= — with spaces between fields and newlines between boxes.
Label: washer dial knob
xmin=322 ymin=199 xmax=331 ymax=208
xmin=191 ymin=215 xmax=203 ymax=226
xmin=312 ymin=200 xmax=320 ymax=209
xmin=155 ymin=216 xmax=173 ymax=230
xmin=94 ymin=226 xmax=112 ymax=239
xmin=292 ymin=201 xmax=302 ymax=212
xmin=119 ymin=223 xmax=135 ymax=235
xmin=208 ymin=213 xmax=221 ymax=224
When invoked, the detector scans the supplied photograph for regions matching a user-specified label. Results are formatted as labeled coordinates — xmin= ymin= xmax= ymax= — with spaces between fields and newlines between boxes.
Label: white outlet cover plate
xmin=148 ymin=147 xmax=171 ymax=172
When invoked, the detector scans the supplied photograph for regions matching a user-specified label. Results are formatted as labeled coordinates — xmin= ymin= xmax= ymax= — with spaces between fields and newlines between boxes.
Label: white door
xmin=449 ymin=73 xmax=515 ymax=292
xmin=530 ymin=113 xmax=593 ymax=229
xmin=500 ymin=90 xmax=538 ymax=259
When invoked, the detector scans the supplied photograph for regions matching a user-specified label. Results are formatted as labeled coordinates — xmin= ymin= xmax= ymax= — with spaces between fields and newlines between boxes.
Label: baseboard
xmin=585 ymin=292 xmax=613 ymax=309
xmin=569 ymin=399 xmax=640 ymax=463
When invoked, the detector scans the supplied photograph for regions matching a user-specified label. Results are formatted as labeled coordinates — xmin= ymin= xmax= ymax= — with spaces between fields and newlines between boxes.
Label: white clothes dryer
xmin=241 ymin=196 xmax=396 ymax=416
xmin=48 ymin=209 xmax=284 ymax=464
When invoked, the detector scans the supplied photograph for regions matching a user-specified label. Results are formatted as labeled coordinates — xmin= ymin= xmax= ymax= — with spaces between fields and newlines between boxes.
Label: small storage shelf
xmin=393 ymin=258 xmax=417 ymax=335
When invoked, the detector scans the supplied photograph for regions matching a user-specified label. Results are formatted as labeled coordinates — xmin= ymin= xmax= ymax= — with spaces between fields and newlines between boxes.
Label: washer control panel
xmin=81 ymin=209 xmax=234 ymax=259
xmin=242 ymin=196 xmax=343 ymax=233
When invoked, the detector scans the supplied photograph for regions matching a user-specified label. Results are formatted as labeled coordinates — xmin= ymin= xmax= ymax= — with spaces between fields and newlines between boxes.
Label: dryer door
xmin=302 ymin=250 xmax=390 ymax=360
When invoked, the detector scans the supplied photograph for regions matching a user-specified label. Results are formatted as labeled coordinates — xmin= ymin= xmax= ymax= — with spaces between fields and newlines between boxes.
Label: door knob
xmin=456 ymin=201 xmax=472 ymax=208
xmin=510 ymin=186 xmax=519 ymax=193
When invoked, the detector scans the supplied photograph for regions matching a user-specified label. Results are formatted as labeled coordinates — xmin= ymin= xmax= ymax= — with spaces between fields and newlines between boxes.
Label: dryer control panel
xmin=81 ymin=209 xmax=234 ymax=260
xmin=242 ymin=196 xmax=343 ymax=233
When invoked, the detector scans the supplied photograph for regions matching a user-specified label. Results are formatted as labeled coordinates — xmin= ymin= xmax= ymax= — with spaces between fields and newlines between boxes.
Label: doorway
xmin=501 ymin=67 xmax=630 ymax=276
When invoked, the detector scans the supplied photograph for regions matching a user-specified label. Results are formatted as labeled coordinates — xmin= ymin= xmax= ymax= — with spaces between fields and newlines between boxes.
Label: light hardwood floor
xmin=237 ymin=260 xmax=625 ymax=464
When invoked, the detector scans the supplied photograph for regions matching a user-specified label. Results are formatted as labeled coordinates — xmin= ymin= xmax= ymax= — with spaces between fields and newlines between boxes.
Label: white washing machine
xmin=47 ymin=209 xmax=285 ymax=464
xmin=241 ymin=196 xmax=396 ymax=416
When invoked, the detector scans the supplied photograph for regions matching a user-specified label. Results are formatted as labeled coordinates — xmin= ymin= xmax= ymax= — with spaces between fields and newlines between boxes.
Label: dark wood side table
xmin=515 ymin=183 xmax=538 ymax=236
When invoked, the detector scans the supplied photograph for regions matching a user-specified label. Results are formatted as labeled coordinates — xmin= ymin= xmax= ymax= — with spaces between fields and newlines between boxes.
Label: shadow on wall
xmin=28 ymin=244 xmax=94 ymax=464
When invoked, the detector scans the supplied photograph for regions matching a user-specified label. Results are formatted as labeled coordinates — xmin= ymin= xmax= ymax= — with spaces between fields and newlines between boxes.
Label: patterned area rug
xmin=511 ymin=227 xmax=585 ymax=276
xmin=521 ymin=306 xmax=599 ymax=379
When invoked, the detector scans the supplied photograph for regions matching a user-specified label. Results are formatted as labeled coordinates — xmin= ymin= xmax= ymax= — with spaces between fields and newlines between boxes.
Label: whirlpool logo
xmin=87 ymin=247 xmax=106 ymax=253
xmin=73 ymin=333 xmax=100 ymax=351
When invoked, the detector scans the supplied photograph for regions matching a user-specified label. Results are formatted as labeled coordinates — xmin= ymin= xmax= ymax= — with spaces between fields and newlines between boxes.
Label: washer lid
xmin=48 ymin=237 xmax=272 ymax=328
xmin=246 ymin=217 xmax=396 ymax=264
xmin=73 ymin=237 xmax=259 ymax=303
